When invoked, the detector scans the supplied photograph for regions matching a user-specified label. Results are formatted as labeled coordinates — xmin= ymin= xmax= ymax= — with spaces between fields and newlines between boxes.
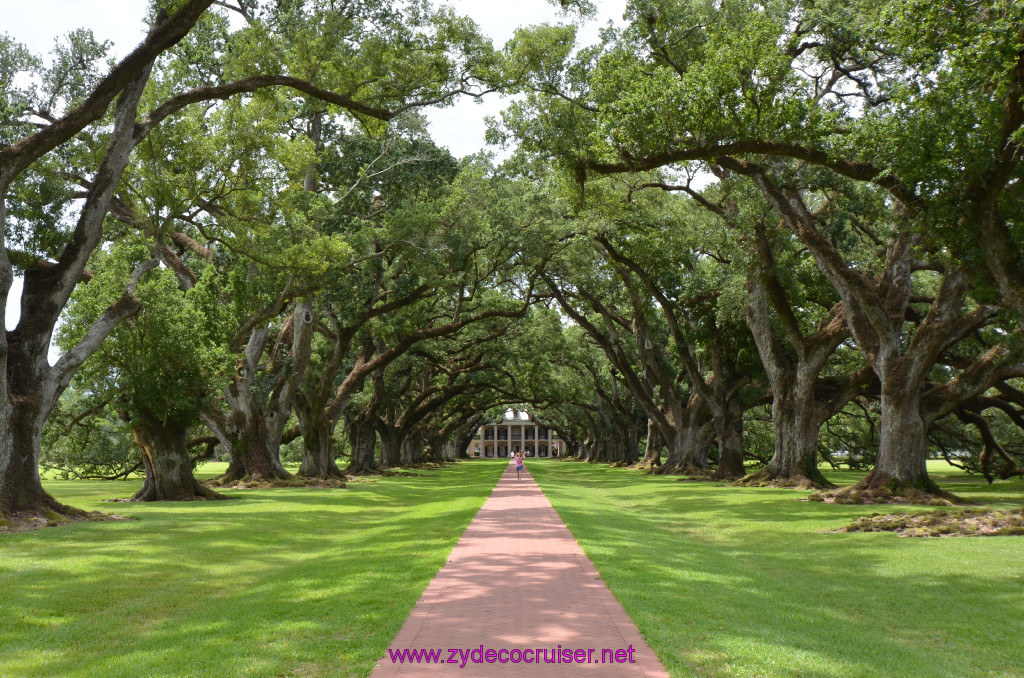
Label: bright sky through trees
xmin=0 ymin=0 xmax=626 ymax=332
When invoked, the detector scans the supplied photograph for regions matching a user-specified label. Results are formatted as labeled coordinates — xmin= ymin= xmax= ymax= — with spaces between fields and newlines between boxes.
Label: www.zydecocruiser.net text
xmin=387 ymin=645 xmax=638 ymax=667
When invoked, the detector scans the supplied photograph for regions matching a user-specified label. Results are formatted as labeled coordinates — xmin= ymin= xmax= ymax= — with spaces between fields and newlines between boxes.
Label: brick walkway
xmin=369 ymin=462 xmax=669 ymax=677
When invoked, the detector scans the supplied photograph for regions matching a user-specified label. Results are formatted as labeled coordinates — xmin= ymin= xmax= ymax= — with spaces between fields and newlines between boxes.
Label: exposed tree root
xmin=206 ymin=466 xmax=292 ymax=487
xmin=833 ymin=508 xmax=1024 ymax=537
xmin=122 ymin=476 xmax=233 ymax=502
xmin=808 ymin=469 xmax=965 ymax=505
xmin=628 ymin=460 xmax=661 ymax=471
xmin=204 ymin=475 xmax=344 ymax=489
xmin=207 ymin=470 xmax=248 ymax=486
xmin=736 ymin=468 xmax=837 ymax=490
xmin=130 ymin=486 xmax=230 ymax=502
xmin=295 ymin=466 xmax=348 ymax=482
xmin=653 ymin=461 xmax=711 ymax=477
xmin=809 ymin=483 xmax=963 ymax=506
xmin=345 ymin=467 xmax=386 ymax=477
xmin=713 ymin=467 xmax=746 ymax=482
xmin=0 ymin=506 xmax=132 ymax=534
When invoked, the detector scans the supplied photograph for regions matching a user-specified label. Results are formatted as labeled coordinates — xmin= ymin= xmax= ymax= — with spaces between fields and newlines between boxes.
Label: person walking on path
xmin=515 ymin=450 xmax=525 ymax=481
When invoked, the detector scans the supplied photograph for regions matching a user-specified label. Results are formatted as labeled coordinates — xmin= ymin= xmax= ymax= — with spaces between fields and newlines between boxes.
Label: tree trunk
xmin=859 ymin=388 xmax=933 ymax=492
xmin=403 ymin=437 xmax=421 ymax=465
xmin=130 ymin=421 xmax=225 ymax=501
xmin=346 ymin=413 xmax=379 ymax=475
xmin=656 ymin=404 xmax=711 ymax=475
xmin=200 ymin=410 xmax=245 ymax=481
xmin=604 ymin=417 xmax=643 ymax=467
xmin=742 ymin=377 xmax=835 ymax=488
xmin=713 ymin=403 xmax=745 ymax=481
xmin=454 ymin=422 xmax=479 ymax=459
xmin=1 ymin=65 xmax=154 ymax=525
xmin=230 ymin=413 xmax=291 ymax=483
xmin=1 ymin=400 xmax=80 ymax=522
xmin=742 ymin=274 xmax=839 ymax=489
xmin=565 ymin=441 xmax=582 ymax=458
xmin=637 ymin=419 xmax=662 ymax=469
xmin=378 ymin=427 xmax=403 ymax=469
xmin=822 ymin=368 xmax=956 ymax=503
xmin=296 ymin=409 xmax=344 ymax=480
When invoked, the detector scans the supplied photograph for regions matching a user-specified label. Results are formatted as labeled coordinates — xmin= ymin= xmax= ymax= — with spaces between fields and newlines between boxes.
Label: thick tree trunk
xmin=657 ymin=424 xmax=700 ymax=474
xmin=742 ymin=379 xmax=835 ymax=488
xmin=130 ymin=421 xmax=225 ymax=501
xmin=403 ymin=437 xmax=421 ymax=465
xmin=1 ymin=401 xmax=80 ymax=522
xmin=217 ymin=303 xmax=314 ymax=486
xmin=346 ymin=414 xmax=379 ymax=475
xmin=379 ymin=427 xmax=403 ymax=469
xmin=743 ymin=275 xmax=840 ymax=489
xmin=1 ymin=65 xmax=154 ymax=525
xmin=656 ymin=405 xmax=712 ymax=475
xmin=820 ymin=383 xmax=957 ymax=503
xmin=229 ymin=413 xmax=291 ymax=483
xmin=713 ymin=404 xmax=745 ymax=481
xmin=296 ymin=410 xmax=344 ymax=480
xmin=614 ymin=416 xmax=643 ymax=466
xmin=565 ymin=441 xmax=582 ymax=458
xmin=454 ymin=422 xmax=479 ymax=459
xmin=860 ymin=389 xmax=933 ymax=492
xmin=636 ymin=419 xmax=662 ymax=469
xmin=772 ymin=394 xmax=831 ymax=485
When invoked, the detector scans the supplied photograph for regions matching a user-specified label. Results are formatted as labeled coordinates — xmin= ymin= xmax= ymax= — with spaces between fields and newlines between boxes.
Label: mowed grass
xmin=0 ymin=460 xmax=506 ymax=678
xmin=528 ymin=459 xmax=1024 ymax=678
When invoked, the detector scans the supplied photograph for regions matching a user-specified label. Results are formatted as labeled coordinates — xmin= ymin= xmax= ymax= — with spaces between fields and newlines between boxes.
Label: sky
xmin=1 ymin=0 xmax=627 ymax=157
xmin=0 ymin=0 xmax=628 ymax=334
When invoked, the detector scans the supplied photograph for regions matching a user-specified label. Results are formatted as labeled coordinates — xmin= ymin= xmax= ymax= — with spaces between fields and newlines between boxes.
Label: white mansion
xmin=467 ymin=409 xmax=563 ymax=458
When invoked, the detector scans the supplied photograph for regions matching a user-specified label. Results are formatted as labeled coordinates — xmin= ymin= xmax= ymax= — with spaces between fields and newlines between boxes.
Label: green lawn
xmin=528 ymin=459 xmax=1024 ymax=678
xmin=5 ymin=459 xmax=1023 ymax=678
xmin=0 ymin=460 xmax=505 ymax=678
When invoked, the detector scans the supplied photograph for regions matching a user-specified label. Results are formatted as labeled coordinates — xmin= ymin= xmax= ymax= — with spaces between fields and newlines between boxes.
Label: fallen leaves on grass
xmin=833 ymin=508 xmax=1024 ymax=537
xmin=0 ymin=510 xmax=135 ymax=534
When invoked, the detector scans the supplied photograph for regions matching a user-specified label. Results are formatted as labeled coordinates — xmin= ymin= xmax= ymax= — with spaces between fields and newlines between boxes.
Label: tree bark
xmin=761 ymin=383 xmax=833 ymax=487
xmin=739 ymin=261 xmax=861 ymax=487
xmin=230 ymin=412 xmax=290 ymax=482
xmin=713 ymin=401 xmax=745 ymax=480
xmin=296 ymin=408 xmax=344 ymax=480
xmin=1 ymin=66 xmax=154 ymax=524
xmin=860 ymin=384 xmax=933 ymax=492
xmin=637 ymin=418 xmax=662 ymax=469
xmin=378 ymin=426 xmax=403 ymax=469
xmin=129 ymin=420 xmax=225 ymax=501
xmin=656 ymin=402 xmax=713 ymax=475
xmin=345 ymin=411 xmax=379 ymax=475
xmin=1 ymin=400 xmax=80 ymax=519
xmin=217 ymin=302 xmax=314 ymax=485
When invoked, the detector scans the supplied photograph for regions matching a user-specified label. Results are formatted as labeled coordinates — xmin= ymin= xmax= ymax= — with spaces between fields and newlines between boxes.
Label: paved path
xmin=370 ymin=462 xmax=669 ymax=677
